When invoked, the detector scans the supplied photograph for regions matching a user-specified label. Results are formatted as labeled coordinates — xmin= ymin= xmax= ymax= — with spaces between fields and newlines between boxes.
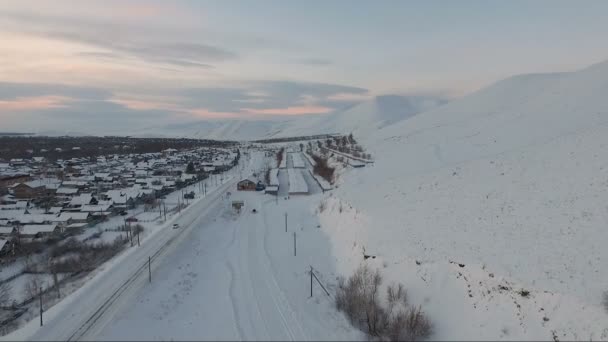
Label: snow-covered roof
xmin=0 ymin=239 xmax=7 ymax=251
xmin=81 ymin=204 xmax=112 ymax=212
xmin=57 ymin=212 xmax=90 ymax=221
xmin=56 ymin=187 xmax=79 ymax=195
xmin=0 ymin=227 xmax=15 ymax=235
xmin=70 ymin=193 xmax=94 ymax=206
xmin=21 ymin=224 xmax=57 ymax=235
xmin=0 ymin=210 xmax=25 ymax=220
xmin=15 ymin=214 xmax=57 ymax=224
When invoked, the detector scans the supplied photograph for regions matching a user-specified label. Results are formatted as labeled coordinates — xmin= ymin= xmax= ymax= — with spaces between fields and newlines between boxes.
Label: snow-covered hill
xmin=320 ymin=60 xmax=608 ymax=340
xmin=134 ymin=94 xmax=446 ymax=141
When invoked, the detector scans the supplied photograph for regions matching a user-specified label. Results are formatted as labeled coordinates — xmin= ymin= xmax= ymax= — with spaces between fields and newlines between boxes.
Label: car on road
xmin=172 ymin=223 xmax=179 ymax=229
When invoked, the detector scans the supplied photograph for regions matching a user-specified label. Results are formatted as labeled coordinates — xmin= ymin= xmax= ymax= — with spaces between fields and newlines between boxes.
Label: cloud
xmin=0 ymin=95 xmax=71 ymax=111
xmin=0 ymin=10 xmax=237 ymax=69
xmin=0 ymin=82 xmax=111 ymax=101
xmin=242 ymin=105 xmax=332 ymax=116
xmin=0 ymin=79 xmax=371 ymax=133
xmin=295 ymin=58 xmax=333 ymax=66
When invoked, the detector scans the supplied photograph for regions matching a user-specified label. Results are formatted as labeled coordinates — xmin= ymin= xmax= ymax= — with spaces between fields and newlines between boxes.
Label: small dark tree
xmin=348 ymin=133 xmax=356 ymax=145
xmin=186 ymin=161 xmax=196 ymax=174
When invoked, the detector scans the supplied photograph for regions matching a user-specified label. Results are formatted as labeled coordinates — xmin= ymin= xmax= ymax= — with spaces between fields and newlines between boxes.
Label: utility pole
xmin=310 ymin=266 xmax=313 ymax=297
xmin=137 ymin=229 xmax=140 ymax=246
xmin=293 ymin=231 xmax=296 ymax=256
xmin=39 ymin=287 xmax=43 ymax=326
xmin=148 ymin=256 xmax=151 ymax=283
xmin=285 ymin=213 xmax=288 ymax=232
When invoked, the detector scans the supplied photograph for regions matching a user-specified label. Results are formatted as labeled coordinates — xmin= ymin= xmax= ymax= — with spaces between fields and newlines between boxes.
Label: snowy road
xmin=91 ymin=191 xmax=358 ymax=341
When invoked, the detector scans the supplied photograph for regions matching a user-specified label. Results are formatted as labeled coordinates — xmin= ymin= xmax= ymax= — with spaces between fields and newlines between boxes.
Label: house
xmin=10 ymin=183 xmax=47 ymax=199
xmin=0 ymin=174 xmax=31 ymax=188
xmin=69 ymin=193 xmax=97 ymax=208
xmin=20 ymin=224 xmax=59 ymax=238
xmin=10 ymin=179 xmax=59 ymax=199
xmin=237 ymin=179 xmax=257 ymax=191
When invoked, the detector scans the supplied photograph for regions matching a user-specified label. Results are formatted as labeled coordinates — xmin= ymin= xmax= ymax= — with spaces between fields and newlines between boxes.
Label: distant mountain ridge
xmin=133 ymin=94 xmax=448 ymax=140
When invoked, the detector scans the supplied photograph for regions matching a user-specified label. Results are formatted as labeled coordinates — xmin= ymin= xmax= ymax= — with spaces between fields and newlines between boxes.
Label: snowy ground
xmin=287 ymin=169 xmax=308 ymax=194
xmin=93 ymin=191 xmax=360 ymax=341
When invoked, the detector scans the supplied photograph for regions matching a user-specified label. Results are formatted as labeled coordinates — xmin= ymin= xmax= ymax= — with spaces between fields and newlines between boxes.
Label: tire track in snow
xmin=258 ymin=199 xmax=309 ymax=341
xmin=236 ymin=214 xmax=272 ymax=340
xmin=247 ymin=215 xmax=297 ymax=341
xmin=225 ymin=262 xmax=245 ymax=341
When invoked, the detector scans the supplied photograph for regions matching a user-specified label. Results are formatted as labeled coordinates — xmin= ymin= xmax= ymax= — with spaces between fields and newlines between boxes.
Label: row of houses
xmin=0 ymin=147 xmax=240 ymax=245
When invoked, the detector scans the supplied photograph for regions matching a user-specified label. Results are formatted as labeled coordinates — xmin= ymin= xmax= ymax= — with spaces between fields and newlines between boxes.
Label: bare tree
xmin=24 ymin=275 xmax=42 ymax=302
xmin=0 ymin=281 xmax=12 ymax=307
xmin=336 ymin=264 xmax=433 ymax=341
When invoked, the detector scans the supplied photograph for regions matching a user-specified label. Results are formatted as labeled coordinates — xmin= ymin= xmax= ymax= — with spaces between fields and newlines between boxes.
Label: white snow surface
xmin=287 ymin=169 xmax=308 ymax=194
xmin=290 ymin=153 xmax=306 ymax=168
xmin=320 ymin=60 xmax=608 ymax=340
xmin=269 ymin=168 xmax=280 ymax=187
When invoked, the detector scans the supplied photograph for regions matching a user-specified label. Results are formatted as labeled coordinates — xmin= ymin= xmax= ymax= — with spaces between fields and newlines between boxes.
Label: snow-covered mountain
xmin=320 ymin=60 xmax=608 ymax=339
xmin=136 ymin=94 xmax=447 ymax=140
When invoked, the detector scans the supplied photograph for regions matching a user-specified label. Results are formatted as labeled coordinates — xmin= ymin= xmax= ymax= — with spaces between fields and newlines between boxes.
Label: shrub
xmin=318 ymin=200 xmax=327 ymax=213
xmin=276 ymin=147 xmax=285 ymax=168
xmin=311 ymin=154 xmax=335 ymax=184
xmin=336 ymin=264 xmax=433 ymax=341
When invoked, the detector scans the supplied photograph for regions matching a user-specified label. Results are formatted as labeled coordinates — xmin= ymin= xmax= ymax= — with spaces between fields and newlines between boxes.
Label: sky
xmin=2 ymin=0 xmax=608 ymax=133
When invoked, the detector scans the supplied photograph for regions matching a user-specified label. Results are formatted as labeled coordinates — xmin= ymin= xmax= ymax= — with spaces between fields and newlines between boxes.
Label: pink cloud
xmin=187 ymin=108 xmax=241 ymax=119
xmin=0 ymin=95 xmax=70 ymax=111
xmin=109 ymin=97 xmax=181 ymax=111
xmin=241 ymin=105 xmax=332 ymax=116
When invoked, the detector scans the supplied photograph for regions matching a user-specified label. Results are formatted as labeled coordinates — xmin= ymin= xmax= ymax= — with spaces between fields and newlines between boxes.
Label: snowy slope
xmin=279 ymin=95 xmax=448 ymax=139
xmin=132 ymin=95 xmax=446 ymax=141
xmin=320 ymin=60 xmax=608 ymax=340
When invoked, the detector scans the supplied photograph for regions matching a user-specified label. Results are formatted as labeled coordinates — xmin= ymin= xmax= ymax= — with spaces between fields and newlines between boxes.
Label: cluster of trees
xmin=276 ymin=147 xmax=285 ymax=168
xmin=321 ymin=134 xmax=372 ymax=160
xmin=336 ymin=264 xmax=433 ymax=341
